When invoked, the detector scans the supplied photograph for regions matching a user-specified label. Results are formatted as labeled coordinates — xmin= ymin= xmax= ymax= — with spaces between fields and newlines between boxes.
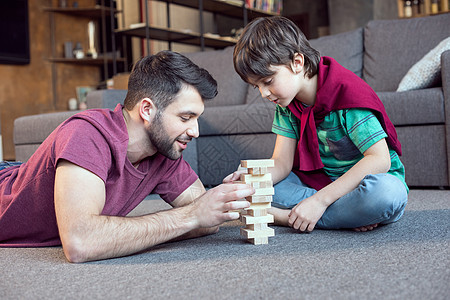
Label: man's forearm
xmin=169 ymin=226 xmax=219 ymax=243
xmin=62 ymin=205 xmax=199 ymax=263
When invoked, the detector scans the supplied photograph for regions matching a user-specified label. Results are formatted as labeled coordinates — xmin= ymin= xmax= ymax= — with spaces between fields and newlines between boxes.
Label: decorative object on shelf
xmin=78 ymin=102 xmax=87 ymax=110
xmin=412 ymin=0 xmax=420 ymax=15
xmin=431 ymin=0 xmax=439 ymax=13
xmin=397 ymin=0 xmax=449 ymax=17
xmin=59 ymin=0 xmax=67 ymax=8
xmin=64 ymin=41 xmax=73 ymax=58
xmin=73 ymin=42 xmax=84 ymax=59
xmin=76 ymin=86 xmax=95 ymax=109
xmin=86 ymin=21 xmax=98 ymax=59
xmin=404 ymin=0 xmax=413 ymax=17
xmin=231 ymin=27 xmax=244 ymax=39
xmin=68 ymin=98 xmax=78 ymax=111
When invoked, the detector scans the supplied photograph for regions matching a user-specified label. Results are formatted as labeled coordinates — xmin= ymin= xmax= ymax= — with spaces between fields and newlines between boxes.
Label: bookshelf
xmin=116 ymin=0 xmax=282 ymax=61
xmin=44 ymin=1 xmax=127 ymax=108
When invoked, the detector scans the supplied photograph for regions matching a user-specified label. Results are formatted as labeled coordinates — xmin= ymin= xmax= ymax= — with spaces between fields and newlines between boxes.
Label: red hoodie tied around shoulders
xmin=287 ymin=56 xmax=401 ymax=191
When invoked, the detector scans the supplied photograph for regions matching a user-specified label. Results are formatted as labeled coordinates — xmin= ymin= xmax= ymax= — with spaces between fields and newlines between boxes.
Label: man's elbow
xmin=61 ymin=235 xmax=91 ymax=263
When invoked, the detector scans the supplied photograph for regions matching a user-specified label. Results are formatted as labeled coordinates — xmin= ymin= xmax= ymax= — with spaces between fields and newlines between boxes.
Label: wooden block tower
xmin=239 ymin=159 xmax=275 ymax=245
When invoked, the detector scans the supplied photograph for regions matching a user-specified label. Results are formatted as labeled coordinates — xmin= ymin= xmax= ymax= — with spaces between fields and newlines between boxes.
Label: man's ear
xmin=291 ymin=53 xmax=305 ymax=74
xmin=138 ymin=98 xmax=157 ymax=123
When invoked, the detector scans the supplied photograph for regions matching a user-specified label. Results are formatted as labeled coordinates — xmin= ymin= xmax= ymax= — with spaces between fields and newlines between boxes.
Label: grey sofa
xmin=14 ymin=14 xmax=450 ymax=188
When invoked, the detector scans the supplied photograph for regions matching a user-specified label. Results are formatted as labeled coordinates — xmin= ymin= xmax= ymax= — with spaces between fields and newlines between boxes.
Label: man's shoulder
xmin=61 ymin=107 xmax=127 ymax=141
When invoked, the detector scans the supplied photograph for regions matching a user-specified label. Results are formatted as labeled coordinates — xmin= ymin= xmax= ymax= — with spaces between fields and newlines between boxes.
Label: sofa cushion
xmin=245 ymin=86 xmax=265 ymax=104
xmin=377 ymin=87 xmax=444 ymax=126
xmin=363 ymin=14 xmax=450 ymax=92
xmin=199 ymin=102 xmax=276 ymax=136
xmin=197 ymin=133 xmax=277 ymax=186
xmin=183 ymin=46 xmax=248 ymax=107
xmin=86 ymin=89 xmax=127 ymax=110
xmin=397 ymin=37 xmax=450 ymax=91
xmin=309 ymin=28 xmax=364 ymax=77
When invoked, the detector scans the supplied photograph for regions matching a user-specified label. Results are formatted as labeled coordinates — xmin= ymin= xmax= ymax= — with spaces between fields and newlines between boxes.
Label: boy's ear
xmin=138 ymin=98 xmax=157 ymax=123
xmin=292 ymin=53 xmax=305 ymax=74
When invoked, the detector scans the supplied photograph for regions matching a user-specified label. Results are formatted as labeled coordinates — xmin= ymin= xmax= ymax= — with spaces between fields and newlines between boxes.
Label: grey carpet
xmin=1 ymin=190 xmax=449 ymax=299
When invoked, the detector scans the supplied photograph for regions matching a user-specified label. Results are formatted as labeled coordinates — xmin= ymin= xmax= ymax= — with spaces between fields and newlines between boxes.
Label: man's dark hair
xmin=233 ymin=16 xmax=320 ymax=83
xmin=124 ymin=51 xmax=218 ymax=111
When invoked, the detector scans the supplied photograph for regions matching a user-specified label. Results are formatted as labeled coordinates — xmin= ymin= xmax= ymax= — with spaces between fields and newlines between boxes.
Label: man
xmin=0 ymin=51 xmax=253 ymax=262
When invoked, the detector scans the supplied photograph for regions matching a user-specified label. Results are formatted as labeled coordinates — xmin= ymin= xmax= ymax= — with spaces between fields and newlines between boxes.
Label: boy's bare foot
xmin=353 ymin=223 xmax=379 ymax=232
xmin=267 ymin=207 xmax=290 ymax=226
xmin=268 ymin=208 xmax=381 ymax=233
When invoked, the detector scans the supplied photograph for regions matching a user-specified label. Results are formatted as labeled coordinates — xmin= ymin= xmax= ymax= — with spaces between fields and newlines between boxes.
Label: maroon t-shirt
xmin=0 ymin=104 xmax=198 ymax=247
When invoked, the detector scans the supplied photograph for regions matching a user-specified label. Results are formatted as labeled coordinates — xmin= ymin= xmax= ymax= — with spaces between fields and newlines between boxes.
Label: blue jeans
xmin=273 ymin=172 xmax=408 ymax=229
xmin=0 ymin=161 xmax=23 ymax=171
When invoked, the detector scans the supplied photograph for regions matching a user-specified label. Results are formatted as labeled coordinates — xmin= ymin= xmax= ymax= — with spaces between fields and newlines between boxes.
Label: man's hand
xmin=189 ymin=183 xmax=253 ymax=228
xmin=288 ymin=195 xmax=328 ymax=232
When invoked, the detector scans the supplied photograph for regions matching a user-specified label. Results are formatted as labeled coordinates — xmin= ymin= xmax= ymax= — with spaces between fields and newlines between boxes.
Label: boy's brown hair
xmin=233 ymin=16 xmax=320 ymax=83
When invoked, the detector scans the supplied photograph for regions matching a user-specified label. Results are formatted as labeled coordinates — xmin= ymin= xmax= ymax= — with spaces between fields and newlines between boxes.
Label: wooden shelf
xmin=44 ymin=1 xmax=125 ymax=108
xmin=43 ymin=5 xmax=119 ymax=18
xmin=116 ymin=25 xmax=237 ymax=49
xmin=48 ymin=57 xmax=126 ymax=65
xmin=160 ymin=0 xmax=278 ymax=19
xmin=117 ymin=0 xmax=281 ymax=59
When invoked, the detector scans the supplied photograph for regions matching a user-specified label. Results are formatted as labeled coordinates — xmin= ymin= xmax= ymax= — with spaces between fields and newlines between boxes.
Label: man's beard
xmin=146 ymin=113 xmax=183 ymax=160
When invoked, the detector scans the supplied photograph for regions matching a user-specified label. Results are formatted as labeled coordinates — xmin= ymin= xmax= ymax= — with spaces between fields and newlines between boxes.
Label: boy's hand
xmin=222 ymin=166 xmax=248 ymax=183
xmin=288 ymin=196 xmax=328 ymax=232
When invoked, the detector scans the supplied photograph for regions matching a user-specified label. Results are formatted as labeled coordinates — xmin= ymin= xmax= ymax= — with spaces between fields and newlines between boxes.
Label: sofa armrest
xmin=441 ymin=50 xmax=450 ymax=100
xmin=441 ymin=50 xmax=450 ymax=181
xmin=14 ymin=111 xmax=79 ymax=162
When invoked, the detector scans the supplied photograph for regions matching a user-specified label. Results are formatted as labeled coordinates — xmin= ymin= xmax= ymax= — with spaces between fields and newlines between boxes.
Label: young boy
xmin=225 ymin=16 xmax=408 ymax=232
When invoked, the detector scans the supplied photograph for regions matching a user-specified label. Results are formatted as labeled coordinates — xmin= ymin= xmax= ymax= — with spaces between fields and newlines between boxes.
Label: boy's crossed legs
xmin=270 ymin=172 xmax=408 ymax=232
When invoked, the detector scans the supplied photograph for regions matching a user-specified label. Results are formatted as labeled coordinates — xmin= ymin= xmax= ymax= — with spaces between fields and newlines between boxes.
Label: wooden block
xmin=249 ymin=237 xmax=269 ymax=245
xmin=248 ymin=167 xmax=268 ymax=175
xmin=234 ymin=178 xmax=273 ymax=188
xmin=241 ymin=213 xmax=274 ymax=225
xmin=245 ymin=202 xmax=271 ymax=210
xmin=240 ymin=227 xmax=275 ymax=239
xmin=253 ymin=187 xmax=274 ymax=196
xmin=240 ymin=173 xmax=272 ymax=183
xmin=249 ymin=180 xmax=273 ymax=189
xmin=244 ymin=208 xmax=267 ymax=217
xmin=247 ymin=223 xmax=269 ymax=231
xmin=246 ymin=195 xmax=273 ymax=203
xmin=241 ymin=159 xmax=275 ymax=168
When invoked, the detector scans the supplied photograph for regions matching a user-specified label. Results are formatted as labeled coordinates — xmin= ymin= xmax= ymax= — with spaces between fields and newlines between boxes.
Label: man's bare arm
xmin=54 ymin=160 xmax=253 ymax=263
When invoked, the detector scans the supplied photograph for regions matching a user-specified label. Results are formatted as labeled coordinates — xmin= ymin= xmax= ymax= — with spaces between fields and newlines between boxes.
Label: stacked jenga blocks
xmin=239 ymin=159 xmax=275 ymax=245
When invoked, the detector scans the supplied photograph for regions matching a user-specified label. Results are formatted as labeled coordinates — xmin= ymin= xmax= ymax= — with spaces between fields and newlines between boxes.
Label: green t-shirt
xmin=272 ymin=106 xmax=408 ymax=191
